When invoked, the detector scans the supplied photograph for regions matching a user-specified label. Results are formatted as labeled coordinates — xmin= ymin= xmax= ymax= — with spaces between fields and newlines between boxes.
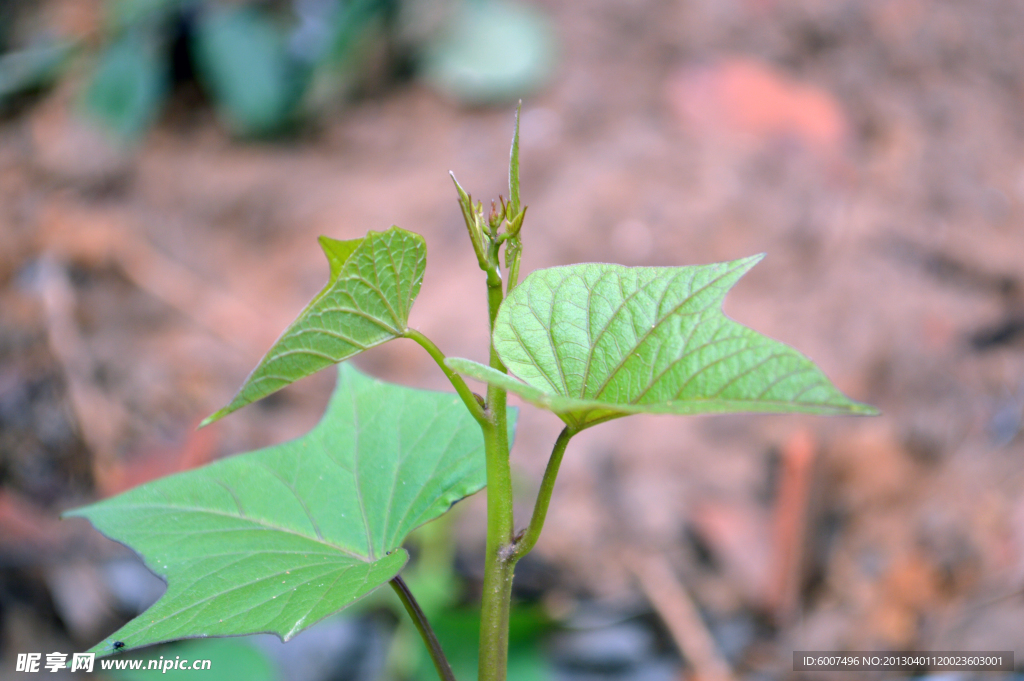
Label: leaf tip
xmin=59 ymin=505 xmax=87 ymax=520
xmin=850 ymin=401 xmax=881 ymax=416
xmin=738 ymin=252 xmax=767 ymax=269
xmin=199 ymin=408 xmax=229 ymax=429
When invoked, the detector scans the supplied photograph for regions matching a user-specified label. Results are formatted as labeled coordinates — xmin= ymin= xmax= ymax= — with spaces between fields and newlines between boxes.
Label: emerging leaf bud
xmin=506 ymin=205 xmax=527 ymax=239
xmin=488 ymin=200 xmax=503 ymax=236
xmin=451 ymin=172 xmax=491 ymax=271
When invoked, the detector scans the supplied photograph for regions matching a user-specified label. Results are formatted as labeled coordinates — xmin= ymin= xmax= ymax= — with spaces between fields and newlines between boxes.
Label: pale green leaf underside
xmin=203 ymin=227 xmax=426 ymax=426
xmin=448 ymin=256 xmax=876 ymax=431
xmin=68 ymin=364 xmax=499 ymax=655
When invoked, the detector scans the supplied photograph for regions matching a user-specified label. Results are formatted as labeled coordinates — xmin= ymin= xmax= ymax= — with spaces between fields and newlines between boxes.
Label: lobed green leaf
xmin=203 ymin=227 xmax=426 ymax=426
xmin=449 ymin=256 xmax=876 ymax=431
xmin=68 ymin=364 xmax=507 ymax=655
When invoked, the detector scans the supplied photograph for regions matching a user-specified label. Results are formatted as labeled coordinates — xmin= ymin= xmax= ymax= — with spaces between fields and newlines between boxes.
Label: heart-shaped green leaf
xmin=448 ymin=256 xmax=876 ymax=431
xmin=203 ymin=227 xmax=426 ymax=425
xmin=68 ymin=364 xmax=505 ymax=655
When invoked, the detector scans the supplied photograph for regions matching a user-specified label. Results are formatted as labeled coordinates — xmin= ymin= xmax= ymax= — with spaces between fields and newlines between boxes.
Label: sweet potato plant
xmin=67 ymin=111 xmax=876 ymax=681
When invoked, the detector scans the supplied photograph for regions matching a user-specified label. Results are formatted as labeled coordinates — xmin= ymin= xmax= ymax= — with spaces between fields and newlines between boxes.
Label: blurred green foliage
xmin=82 ymin=30 xmax=168 ymax=139
xmin=0 ymin=41 xmax=72 ymax=108
xmin=193 ymin=6 xmax=304 ymax=135
xmin=420 ymin=2 xmax=554 ymax=106
xmin=87 ymin=0 xmax=383 ymax=139
xmin=0 ymin=0 xmax=555 ymax=141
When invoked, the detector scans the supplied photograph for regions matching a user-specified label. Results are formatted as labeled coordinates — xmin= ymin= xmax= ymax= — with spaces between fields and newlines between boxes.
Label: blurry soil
xmin=3 ymin=0 xmax=1024 ymax=678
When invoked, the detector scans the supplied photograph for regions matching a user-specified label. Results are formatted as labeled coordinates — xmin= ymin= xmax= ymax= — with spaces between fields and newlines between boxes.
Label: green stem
xmin=512 ymin=426 xmax=574 ymax=562
xmin=478 ymin=264 xmax=515 ymax=681
xmin=478 ymin=415 xmax=514 ymax=681
xmin=390 ymin=576 xmax=457 ymax=681
xmin=405 ymin=328 xmax=487 ymax=425
xmin=486 ymin=272 xmax=505 ymax=329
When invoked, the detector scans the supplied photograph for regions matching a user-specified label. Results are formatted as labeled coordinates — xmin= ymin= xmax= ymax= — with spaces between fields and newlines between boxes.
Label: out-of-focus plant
xmin=0 ymin=0 xmax=556 ymax=140
xmin=65 ymin=111 xmax=876 ymax=681
xmin=87 ymin=0 xmax=392 ymax=138
xmin=0 ymin=41 xmax=74 ymax=111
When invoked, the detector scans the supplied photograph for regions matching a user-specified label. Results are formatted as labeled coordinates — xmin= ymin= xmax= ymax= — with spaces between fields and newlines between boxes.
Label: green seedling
xmin=66 ymin=109 xmax=876 ymax=681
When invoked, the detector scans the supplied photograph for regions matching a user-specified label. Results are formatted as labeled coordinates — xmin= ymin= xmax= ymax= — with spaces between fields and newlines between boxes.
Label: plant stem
xmin=478 ymin=414 xmax=514 ymax=681
xmin=512 ymin=426 xmax=574 ymax=562
xmin=390 ymin=576 xmax=457 ymax=681
xmin=478 ymin=264 xmax=515 ymax=681
xmin=407 ymin=309 xmax=513 ymax=681
xmin=405 ymin=328 xmax=487 ymax=425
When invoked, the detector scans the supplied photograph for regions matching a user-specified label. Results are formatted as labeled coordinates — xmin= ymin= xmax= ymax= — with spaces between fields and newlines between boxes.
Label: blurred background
xmin=2 ymin=0 xmax=1024 ymax=679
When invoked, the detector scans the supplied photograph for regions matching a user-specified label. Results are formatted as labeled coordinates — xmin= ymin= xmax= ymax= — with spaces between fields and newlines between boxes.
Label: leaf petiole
xmin=512 ymin=425 xmax=575 ymax=562
xmin=405 ymin=328 xmax=487 ymax=425
xmin=390 ymin=576 xmax=458 ymax=681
